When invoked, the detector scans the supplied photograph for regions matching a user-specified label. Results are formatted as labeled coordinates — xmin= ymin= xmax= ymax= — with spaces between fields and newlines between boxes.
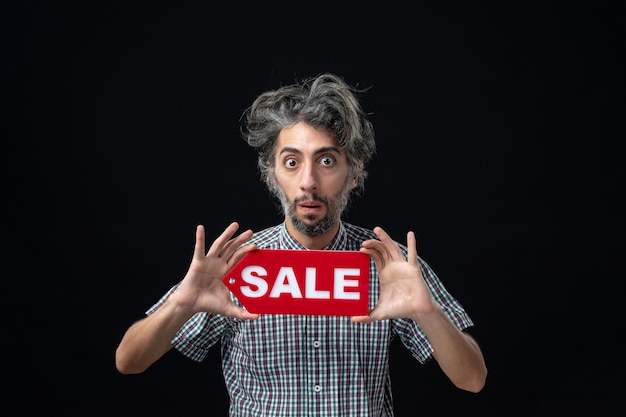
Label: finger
xmin=351 ymin=314 xmax=373 ymax=324
xmin=207 ymin=222 xmax=240 ymax=256
xmin=407 ymin=231 xmax=418 ymax=266
xmin=359 ymin=246 xmax=382 ymax=271
xmin=373 ymin=226 xmax=404 ymax=259
xmin=219 ymin=229 xmax=254 ymax=261
xmin=193 ymin=225 xmax=206 ymax=259
xmin=233 ymin=308 xmax=260 ymax=321
xmin=228 ymin=242 xmax=258 ymax=266
xmin=360 ymin=238 xmax=383 ymax=251
xmin=220 ymin=302 xmax=261 ymax=321
xmin=369 ymin=227 xmax=393 ymax=260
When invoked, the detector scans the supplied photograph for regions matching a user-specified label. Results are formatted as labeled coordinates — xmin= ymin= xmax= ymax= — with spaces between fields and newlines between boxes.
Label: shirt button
xmin=313 ymin=340 xmax=321 ymax=348
xmin=314 ymin=385 xmax=322 ymax=392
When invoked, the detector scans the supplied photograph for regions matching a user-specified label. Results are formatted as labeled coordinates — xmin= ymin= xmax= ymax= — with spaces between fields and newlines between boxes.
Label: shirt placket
xmin=305 ymin=315 xmax=327 ymax=415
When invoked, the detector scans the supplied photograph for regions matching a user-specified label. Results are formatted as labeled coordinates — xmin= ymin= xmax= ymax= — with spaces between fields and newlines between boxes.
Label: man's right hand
xmin=171 ymin=222 xmax=260 ymax=320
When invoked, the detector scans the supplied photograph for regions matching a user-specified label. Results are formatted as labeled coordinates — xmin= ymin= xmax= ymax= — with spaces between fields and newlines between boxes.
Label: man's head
xmin=241 ymin=73 xmax=376 ymax=238
xmin=269 ymin=121 xmax=354 ymax=237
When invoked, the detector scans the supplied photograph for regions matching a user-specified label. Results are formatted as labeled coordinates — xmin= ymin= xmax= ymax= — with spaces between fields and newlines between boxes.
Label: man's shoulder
xmin=249 ymin=224 xmax=282 ymax=247
xmin=342 ymin=222 xmax=377 ymax=240
xmin=343 ymin=222 xmax=409 ymax=255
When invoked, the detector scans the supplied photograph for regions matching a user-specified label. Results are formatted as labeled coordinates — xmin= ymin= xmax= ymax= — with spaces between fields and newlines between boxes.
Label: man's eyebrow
xmin=278 ymin=146 xmax=343 ymax=156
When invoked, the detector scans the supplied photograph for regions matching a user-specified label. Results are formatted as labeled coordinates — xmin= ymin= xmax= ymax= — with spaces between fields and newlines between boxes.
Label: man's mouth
xmin=297 ymin=199 xmax=323 ymax=214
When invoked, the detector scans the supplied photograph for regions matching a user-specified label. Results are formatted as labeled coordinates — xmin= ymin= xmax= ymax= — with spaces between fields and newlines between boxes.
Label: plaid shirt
xmin=147 ymin=222 xmax=474 ymax=416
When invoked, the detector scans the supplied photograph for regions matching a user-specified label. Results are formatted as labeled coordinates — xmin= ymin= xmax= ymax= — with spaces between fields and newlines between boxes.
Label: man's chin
xmin=294 ymin=214 xmax=339 ymax=236
xmin=292 ymin=210 xmax=321 ymax=223
xmin=303 ymin=213 xmax=322 ymax=222
xmin=290 ymin=217 xmax=318 ymax=232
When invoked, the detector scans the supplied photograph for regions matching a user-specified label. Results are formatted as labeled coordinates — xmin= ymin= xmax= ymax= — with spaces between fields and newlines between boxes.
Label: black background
xmin=6 ymin=1 xmax=624 ymax=416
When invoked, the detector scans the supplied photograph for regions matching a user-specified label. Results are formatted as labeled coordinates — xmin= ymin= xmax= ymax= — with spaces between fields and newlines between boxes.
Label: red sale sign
xmin=222 ymin=249 xmax=370 ymax=316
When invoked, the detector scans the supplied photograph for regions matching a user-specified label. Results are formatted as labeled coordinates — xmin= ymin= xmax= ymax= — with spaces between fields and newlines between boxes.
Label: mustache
xmin=294 ymin=194 xmax=329 ymax=205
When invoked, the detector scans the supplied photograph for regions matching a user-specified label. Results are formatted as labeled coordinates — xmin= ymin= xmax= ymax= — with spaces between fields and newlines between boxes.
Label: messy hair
xmin=241 ymin=73 xmax=376 ymax=198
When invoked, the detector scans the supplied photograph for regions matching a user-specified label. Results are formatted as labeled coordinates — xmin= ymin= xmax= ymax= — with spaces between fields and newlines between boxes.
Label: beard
xmin=274 ymin=181 xmax=352 ymax=237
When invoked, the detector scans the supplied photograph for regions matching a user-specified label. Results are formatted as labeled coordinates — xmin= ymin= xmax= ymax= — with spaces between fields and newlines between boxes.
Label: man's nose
xmin=299 ymin=163 xmax=318 ymax=192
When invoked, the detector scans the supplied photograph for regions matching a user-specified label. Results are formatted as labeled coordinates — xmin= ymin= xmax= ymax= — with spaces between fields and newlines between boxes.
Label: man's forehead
xmin=276 ymin=124 xmax=343 ymax=154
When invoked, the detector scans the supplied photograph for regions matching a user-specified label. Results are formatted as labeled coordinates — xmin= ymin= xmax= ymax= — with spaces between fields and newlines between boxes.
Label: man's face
xmin=271 ymin=122 xmax=354 ymax=237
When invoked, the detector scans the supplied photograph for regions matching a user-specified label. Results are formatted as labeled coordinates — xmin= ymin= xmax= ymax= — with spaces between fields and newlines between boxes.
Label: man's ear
xmin=267 ymin=165 xmax=279 ymax=192
xmin=350 ymin=165 xmax=362 ymax=189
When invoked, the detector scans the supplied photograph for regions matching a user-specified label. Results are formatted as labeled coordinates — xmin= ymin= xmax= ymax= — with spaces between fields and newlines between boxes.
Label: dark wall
xmin=6 ymin=2 xmax=623 ymax=416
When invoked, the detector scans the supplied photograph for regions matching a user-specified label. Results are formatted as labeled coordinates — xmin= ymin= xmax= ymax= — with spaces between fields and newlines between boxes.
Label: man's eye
xmin=285 ymin=158 xmax=298 ymax=168
xmin=320 ymin=156 xmax=335 ymax=166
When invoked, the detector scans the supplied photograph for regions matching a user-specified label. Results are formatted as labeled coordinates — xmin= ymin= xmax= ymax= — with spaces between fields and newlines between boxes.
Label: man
xmin=115 ymin=73 xmax=487 ymax=416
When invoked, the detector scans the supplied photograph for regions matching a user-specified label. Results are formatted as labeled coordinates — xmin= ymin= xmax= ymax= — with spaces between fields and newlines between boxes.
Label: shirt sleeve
xmin=392 ymin=257 xmax=475 ymax=364
xmin=171 ymin=312 xmax=229 ymax=361
xmin=145 ymin=282 xmax=229 ymax=362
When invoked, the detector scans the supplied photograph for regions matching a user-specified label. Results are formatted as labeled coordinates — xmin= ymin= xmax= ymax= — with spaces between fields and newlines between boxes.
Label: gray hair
xmin=241 ymin=73 xmax=376 ymax=198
